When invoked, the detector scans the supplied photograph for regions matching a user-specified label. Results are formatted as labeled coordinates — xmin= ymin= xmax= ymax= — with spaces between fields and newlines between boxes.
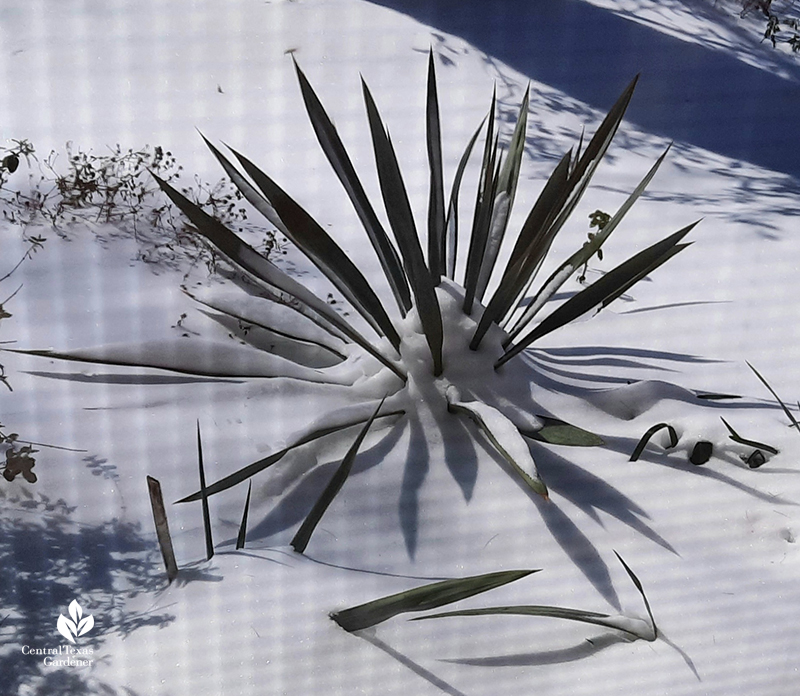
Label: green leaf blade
xmin=474 ymin=85 xmax=530 ymax=302
xmin=236 ymin=481 xmax=252 ymax=550
xmin=196 ymin=421 xmax=214 ymax=561
xmin=176 ymin=406 xmax=404 ymax=503
xmin=747 ymin=362 xmax=800 ymax=433
xmin=446 ymin=388 xmax=548 ymax=499
xmin=362 ymin=78 xmax=444 ymax=375
xmin=483 ymin=75 xmax=640 ymax=345
xmin=470 ymin=149 xmax=572 ymax=349
xmin=153 ymin=172 xmax=406 ymax=380
xmin=629 ymin=423 xmax=679 ymax=461
xmin=226 ymin=146 xmax=402 ymax=351
xmin=720 ymin=417 xmax=779 ymax=455
xmin=497 ymin=221 xmax=699 ymax=369
xmin=508 ymin=145 xmax=672 ymax=340
xmin=331 ymin=569 xmax=539 ymax=632
xmin=462 ymin=93 xmax=499 ymax=314
xmin=292 ymin=61 xmax=412 ymax=315
xmin=426 ymin=49 xmax=446 ymax=283
xmin=291 ymin=398 xmax=385 ymax=554
xmin=8 ymin=342 xmax=332 ymax=382
xmin=444 ymin=115 xmax=486 ymax=280
xmin=189 ymin=291 xmax=346 ymax=368
xmin=521 ymin=417 xmax=604 ymax=447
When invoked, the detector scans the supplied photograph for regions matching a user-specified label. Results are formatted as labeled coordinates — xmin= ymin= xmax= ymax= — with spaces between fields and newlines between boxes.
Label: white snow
xmin=2 ymin=1 xmax=800 ymax=695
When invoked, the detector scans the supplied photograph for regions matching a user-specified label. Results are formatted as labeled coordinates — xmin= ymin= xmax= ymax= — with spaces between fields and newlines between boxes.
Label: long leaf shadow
xmin=452 ymin=414 xmax=624 ymax=608
xmin=531 ymin=352 xmax=680 ymax=374
xmin=535 ymin=499 xmax=622 ymax=610
xmin=618 ymin=300 xmax=732 ymax=316
xmin=23 ymin=370 xmax=244 ymax=385
xmin=400 ymin=415 xmax=429 ymax=560
xmin=234 ymin=405 xmax=479 ymax=559
xmin=444 ymin=630 xmax=629 ymax=667
xmin=526 ymin=442 xmax=677 ymax=610
xmin=399 ymin=408 xmax=480 ymax=557
xmin=531 ymin=442 xmax=675 ymax=554
xmin=530 ymin=360 xmax=666 ymax=385
xmin=442 ymin=414 xmax=479 ymax=502
xmin=224 ymin=418 xmax=407 ymax=546
xmin=0 ymin=493 xmax=174 ymax=695
xmin=358 ymin=629 xmax=469 ymax=696
xmin=441 ymin=623 xmax=700 ymax=680
xmin=524 ymin=351 xmax=703 ymax=390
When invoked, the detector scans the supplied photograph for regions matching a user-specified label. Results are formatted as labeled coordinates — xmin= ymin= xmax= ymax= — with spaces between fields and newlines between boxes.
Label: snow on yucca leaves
xmin=16 ymin=53 xmax=704 ymax=555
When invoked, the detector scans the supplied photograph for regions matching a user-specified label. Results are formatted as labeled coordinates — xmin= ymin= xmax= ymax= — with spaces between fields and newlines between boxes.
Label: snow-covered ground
xmin=2 ymin=1 xmax=800 ymax=694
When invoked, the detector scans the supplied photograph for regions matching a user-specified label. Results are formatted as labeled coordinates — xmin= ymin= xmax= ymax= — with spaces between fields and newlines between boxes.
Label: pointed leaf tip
xmin=331 ymin=568 xmax=539 ymax=632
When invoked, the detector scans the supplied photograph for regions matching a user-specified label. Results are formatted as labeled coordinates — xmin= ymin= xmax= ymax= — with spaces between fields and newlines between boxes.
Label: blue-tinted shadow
xmin=366 ymin=0 xmax=800 ymax=178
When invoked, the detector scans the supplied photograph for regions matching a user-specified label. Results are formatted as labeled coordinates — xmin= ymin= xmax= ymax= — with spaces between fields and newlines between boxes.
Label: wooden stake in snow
xmin=146 ymin=475 xmax=179 ymax=583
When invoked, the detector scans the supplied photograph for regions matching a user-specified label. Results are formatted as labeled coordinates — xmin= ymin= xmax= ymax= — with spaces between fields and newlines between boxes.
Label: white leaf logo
xmin=57 ymin=614 xmax=76 ymax=643
xmin=57 ymin=600 xmax=94 ymax=642
xmin=77 ymin=614 xmax=94 ymax=636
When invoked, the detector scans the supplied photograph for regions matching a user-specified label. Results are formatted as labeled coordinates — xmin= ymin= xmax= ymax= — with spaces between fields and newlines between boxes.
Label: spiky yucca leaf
xmin=291 ymin=398 xmax=385 ymax=554
xmin=571 ymin=126 xmax=585 ymax=177
xmin=747 ymin=362 xmax=800 ymax=433
xmin=469 ymin=150 xmax=572 ymax=349
xmin=542 ymin=76 xmax=640 ymax=251
xmin=176 ymin=405 xmax=404 ymax=502
xmin=362 ymin=78 xmax=444 ymax=375
xmin=224 ymin=145 xmax=402 ymax=350
xmin=198 ymin=134 xmax=290 ymax=237
xmin=615 ymin=550 xmax=657 ymax=639
xmin=154 ymin=171 xmax=341 ymax=337
xmin=182 ymin=287 xmax=346 ymax=357
xmin=474 ymin=85 xmax=530 ymax=302
xmin=496 ymin=222 xmax=698 ymax=369
xmin=413 ymin=552 xmax=657 ymax=642
xmin=720 ymin=417 xmax=778 ymax=455
xmin=503 ymin=148 xmax=572 ymax=274
xmin=600 ymin=242 xmax=692 ymax=310
xmin=507 ymin=145 xmax=672 ymax=340
xmin=153 ymin=174 xmax=406 ymax=381
xmin=196 ymin=422 xmax=214 ymax=561
xmin=8 ymin=342 xmax=334 ymax=382
xmin=236 ymin=481 xmax=252 ymax=550
xmin=446 ymin=387 xmax=548 ymax=499
xmin=187 ymin=291 xmax=346 ymax=369
xmin=445 ymin=115 xmax=486 ymax=280
xmin=411 ymin=605 xmax=654 ymax=641
xmin=331 ymin=569 xmax=538 ymax=632
xmin=472 ymin=76 xmax=639 ymax=350
xmin=426 ymin=49 xmax=446 ymax=284
xmin=291 ymin=61 xmax=411 ymax=315
xmin=462 ymin=90 xmax=499 ymax=314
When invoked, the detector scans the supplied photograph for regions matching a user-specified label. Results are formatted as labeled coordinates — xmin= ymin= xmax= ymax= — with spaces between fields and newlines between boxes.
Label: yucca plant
xmin=13 ymin=54 xmax=700 ymax=552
